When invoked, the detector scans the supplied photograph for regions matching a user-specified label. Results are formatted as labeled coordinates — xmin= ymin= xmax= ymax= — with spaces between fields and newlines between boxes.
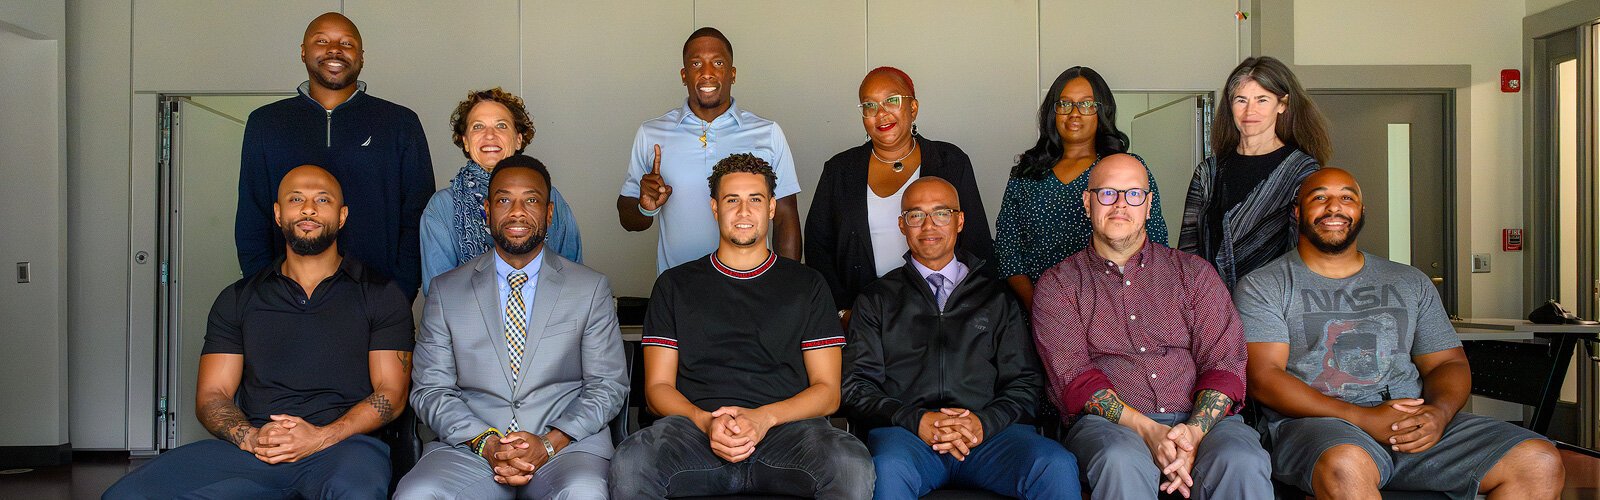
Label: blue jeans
xmin=101 ymin=434 xmax=390 ymax=499
xmin=869 ymin=423 xmax=1081 ymax=500
xmin=609 ymin=415 xmax=874 ymax=499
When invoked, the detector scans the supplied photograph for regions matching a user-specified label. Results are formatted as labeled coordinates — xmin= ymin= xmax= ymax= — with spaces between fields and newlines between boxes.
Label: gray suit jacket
xmin=412 ymin=248 xmax=628 ymax=458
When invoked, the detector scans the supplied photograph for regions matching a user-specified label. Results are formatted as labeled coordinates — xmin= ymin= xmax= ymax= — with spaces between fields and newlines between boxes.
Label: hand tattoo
xmin=199 ymin=398 xmax=253 ymax=445
xmin=1084 ymin=389 xmax=1125 ymax=423
xmin=365 ymin=393 xmax=396 ymax=423
xmin=1185 ymin=389 xmax=1233 ymax=433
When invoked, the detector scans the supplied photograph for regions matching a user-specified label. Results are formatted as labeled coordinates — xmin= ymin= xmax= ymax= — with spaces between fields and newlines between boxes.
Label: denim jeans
xmin=869 ymin=423 xmax=1081 ymax=500
xmin=608 ymin=415 xmax=873 ymax=499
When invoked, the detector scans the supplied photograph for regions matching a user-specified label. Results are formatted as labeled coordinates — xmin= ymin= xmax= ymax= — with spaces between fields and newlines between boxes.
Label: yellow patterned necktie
xmin=505 ymin=271 xmax=529 ymax=431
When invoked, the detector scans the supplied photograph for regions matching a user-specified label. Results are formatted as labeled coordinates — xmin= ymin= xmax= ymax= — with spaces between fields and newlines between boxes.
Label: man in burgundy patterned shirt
xmin=1031 ymin=154 xmax=1271 ymax=499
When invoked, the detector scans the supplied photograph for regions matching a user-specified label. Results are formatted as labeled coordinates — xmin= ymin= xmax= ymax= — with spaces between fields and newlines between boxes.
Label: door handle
xmin=1431 ymin=276 xmax=1444 ymax=285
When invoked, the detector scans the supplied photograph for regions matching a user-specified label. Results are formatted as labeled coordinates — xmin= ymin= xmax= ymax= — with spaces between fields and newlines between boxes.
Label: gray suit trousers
xmin=394 ymin=440 xmax=608 ymax=500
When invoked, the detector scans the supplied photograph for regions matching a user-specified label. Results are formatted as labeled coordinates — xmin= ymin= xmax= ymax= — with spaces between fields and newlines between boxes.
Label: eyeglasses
xmin=859 ymin=95 xmax=913 ymax=117
xmin=900 ymin=208 xmax=961 ymax=227
xmin=1085 ymin=187 xmax=1149 ymax=206
xmin=1054 ymin=99 xmax=1101 ymax=115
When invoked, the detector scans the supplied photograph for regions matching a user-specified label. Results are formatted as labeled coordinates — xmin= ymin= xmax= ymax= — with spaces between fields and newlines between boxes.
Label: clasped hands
xmin=236 ymin=414 xmax=337 ymax=464
xmin=917 ymin=408 xmax=985 ymax=461
xmin=1356 ymin=398 xmax=1447 ymax=454
xmin=1134 ymin=419 xmax=1204 ymax=498
xmin=481 ymin=430 xmax=568 ymax=486
xmin=693 ymin=406 xmax=779 ymax=463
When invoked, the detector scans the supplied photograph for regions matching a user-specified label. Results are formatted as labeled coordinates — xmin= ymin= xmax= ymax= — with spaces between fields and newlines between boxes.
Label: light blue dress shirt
xmin=493 ymin=248 xmax=543 ymax=329
xmin=910 ymin=255 xmax=969 ymax=310
xmin=621 ymin=99 xmax=801 ymax=274
xmin=419 ymin=183 xmax=581 ymax=296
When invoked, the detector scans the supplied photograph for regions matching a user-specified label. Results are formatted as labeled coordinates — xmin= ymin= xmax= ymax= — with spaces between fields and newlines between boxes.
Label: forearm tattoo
xmin=1185 ymin=389 xmax=1233 ymax=433
xmin=199 ymin=398 xmax=253 ymax=445
xmin=1084 ymin=389 xmax=1126 ymax=423
xmin=365 ymin=393 xmax=396 ymax=424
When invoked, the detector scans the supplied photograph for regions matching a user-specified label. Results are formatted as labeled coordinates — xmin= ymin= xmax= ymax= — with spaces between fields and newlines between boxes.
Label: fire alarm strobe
xmin=1503 ymin=228 xmax=1523 ymax=252
xmin=1502 ymin=69 xmax=1521 ymax=93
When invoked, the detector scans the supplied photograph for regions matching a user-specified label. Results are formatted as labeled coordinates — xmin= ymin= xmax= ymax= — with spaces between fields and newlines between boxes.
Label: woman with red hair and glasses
xmin=805 ymin=67 xmax=993 ymax=326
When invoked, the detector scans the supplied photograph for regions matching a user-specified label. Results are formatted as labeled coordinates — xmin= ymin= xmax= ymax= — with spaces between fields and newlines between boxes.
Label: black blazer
xmin=804 ymin=136 xmax=995 ymax=310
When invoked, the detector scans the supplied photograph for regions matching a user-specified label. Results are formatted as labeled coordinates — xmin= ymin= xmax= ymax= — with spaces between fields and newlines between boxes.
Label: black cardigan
xmin=804 ymin=136 xmax=995 ymax=310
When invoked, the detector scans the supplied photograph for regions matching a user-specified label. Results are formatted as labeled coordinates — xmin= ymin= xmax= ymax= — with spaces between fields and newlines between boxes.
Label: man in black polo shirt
xmin=609 ymin=153 xmax=873 ymax=499
xmin=105 ymin=165 xmax=414 ymax=499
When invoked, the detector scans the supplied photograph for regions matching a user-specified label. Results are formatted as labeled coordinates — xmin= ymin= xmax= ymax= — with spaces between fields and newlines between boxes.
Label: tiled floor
xmin=3 ymin=449 xmax=1599 ymax=499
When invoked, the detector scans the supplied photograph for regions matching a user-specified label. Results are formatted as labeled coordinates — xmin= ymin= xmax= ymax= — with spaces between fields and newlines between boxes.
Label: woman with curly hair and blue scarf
xmin=419 ymin=87 xmax=582 ymax=295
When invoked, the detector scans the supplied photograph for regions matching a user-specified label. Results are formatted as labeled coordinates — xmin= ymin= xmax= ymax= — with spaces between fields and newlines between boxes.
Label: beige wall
xmin=1297 ymin=0 xmax=1527 ymax=319
xmin=59 ymin=0 xmax=1545 ymax=448
xmin=0 ymin=7 xmax=67 ymax=450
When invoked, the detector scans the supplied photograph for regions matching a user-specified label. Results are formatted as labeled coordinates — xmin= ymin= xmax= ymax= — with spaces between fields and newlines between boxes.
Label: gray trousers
xmin=393 ymin=440 xmax=609 ymax=500
xmin=1064 ymin=413 xmax=1272 ymax=500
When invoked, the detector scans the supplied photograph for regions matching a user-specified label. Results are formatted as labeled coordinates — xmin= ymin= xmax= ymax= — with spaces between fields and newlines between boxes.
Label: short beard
xmin=492 ymin=227 xmax=547 ymax=256
xmin=1301 ymin=214 xmax=1365 ymax=254
xmin=306 ymin=58 xmax=359 ymax=90
xmin=281 ymin=224 xmax=339 ymax=256
xmin=729 ymin=233 xmax=762 ymax=247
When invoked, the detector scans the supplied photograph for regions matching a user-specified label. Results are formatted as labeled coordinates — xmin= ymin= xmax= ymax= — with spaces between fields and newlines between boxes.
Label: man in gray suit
xmin=396 ymin=155 xmax=628 ymax=499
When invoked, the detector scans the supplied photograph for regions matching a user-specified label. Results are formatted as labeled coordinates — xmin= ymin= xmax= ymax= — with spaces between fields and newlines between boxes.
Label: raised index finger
xmin=652 ymin=144 xmax=662 ymax=174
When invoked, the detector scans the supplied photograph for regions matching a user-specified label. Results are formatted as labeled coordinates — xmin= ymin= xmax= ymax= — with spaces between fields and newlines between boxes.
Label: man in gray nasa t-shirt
xmin=1238 ymin=250 xmax=1457 ymax=406
xmin=1235 ymin=168 xmax=1559 ymax=500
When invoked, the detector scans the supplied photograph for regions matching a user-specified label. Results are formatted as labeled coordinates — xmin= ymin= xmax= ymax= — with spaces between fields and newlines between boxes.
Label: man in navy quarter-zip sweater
xmin=236 ymin=12 xmax=434 ymax=300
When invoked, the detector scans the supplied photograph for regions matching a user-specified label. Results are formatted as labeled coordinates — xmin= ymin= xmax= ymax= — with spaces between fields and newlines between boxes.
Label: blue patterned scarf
xmin=449 ymin=162 xmax=494 ymax=266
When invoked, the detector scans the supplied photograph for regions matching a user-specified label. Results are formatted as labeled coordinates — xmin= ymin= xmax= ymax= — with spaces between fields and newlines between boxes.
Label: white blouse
xmin=866 ymin=169 xmax=920 ymax=277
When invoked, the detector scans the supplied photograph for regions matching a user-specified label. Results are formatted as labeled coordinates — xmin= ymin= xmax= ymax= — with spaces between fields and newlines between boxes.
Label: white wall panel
xmin=521 ymin=0 xmax=694 ymax=298
xmin=1040 ymin=0 xmax=1240 ymax=94
xmin=132 ymin=0 xmax=338 ymax=92
xmin=695 ymin=0 xmax=868 ymax=234
xmin=347 ymin=0 xmax=523 ymax=185
xmin=867 ymin=0 xmax=1038 ymax=222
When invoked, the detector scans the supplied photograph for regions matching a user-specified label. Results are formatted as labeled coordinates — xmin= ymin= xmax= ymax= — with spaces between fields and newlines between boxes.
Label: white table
xmin=1453 ymin=318 xmax=1600 ymax=446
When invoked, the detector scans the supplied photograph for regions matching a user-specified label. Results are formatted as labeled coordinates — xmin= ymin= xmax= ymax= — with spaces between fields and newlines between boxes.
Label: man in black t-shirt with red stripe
xmin=610 ymin=153 xmax=873 ymax=499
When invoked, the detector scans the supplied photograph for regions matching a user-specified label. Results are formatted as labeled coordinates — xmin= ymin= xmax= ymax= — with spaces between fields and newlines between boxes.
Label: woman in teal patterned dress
xmin=995 ymin=66 xmax=1168 ymax=310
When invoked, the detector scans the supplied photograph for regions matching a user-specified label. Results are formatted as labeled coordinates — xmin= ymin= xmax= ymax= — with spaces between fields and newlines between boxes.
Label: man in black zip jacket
xmin=843 ymin=177 xmax=1081 ymax=499
xmin=235 ymin=12 xmax=434 ymax=300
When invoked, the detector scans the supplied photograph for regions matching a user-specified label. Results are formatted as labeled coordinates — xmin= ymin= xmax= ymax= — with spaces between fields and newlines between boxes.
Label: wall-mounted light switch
xmin=1470 ymin=253 xmax=1490 ymax=273
xmin=16 ymin=262 xmax=29 ymax=283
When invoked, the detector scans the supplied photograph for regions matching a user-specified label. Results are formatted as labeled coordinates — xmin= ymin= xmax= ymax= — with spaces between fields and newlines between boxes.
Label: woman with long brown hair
xmin=1178 ymin=56 xmax=1330 ymax=290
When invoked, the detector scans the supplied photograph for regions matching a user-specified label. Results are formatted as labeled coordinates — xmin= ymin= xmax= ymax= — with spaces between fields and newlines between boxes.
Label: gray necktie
xmin=926 ymin=273 xmax=948 ymax=310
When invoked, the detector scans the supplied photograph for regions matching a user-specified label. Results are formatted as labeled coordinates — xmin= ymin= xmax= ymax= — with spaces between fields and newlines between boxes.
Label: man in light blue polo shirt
xmin=616 ymin=26 xmax=802 ymax=274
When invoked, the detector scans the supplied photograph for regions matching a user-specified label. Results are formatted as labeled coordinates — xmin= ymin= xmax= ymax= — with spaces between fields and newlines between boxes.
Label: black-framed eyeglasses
xmin=859 ymin=95 xmax=913 ymax=117
xmin=900 ymin=208 xmax=961 ymax=227
xmin=1054 ymin=99 xmax=1101 ymax=115
xmin=1085 ymin=187 xmax=1149 ymax=207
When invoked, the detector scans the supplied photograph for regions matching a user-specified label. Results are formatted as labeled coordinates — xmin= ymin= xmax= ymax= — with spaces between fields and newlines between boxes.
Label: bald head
xmin=902 ymin=177 xmax=959 ymax=211
xmin=900 ymin=176 xmax=964 ymax=269
xmin=279 ymin=164 xmax=343 ymax=201
xmin=1086 ymin=153 xmax=1149 ymax=189
xmin=301 ymin=12 xmax=364 ymax=92
xmin=1295 ymin=167 xmax=1366 ymax=256
xmin=1083 ymin=153 xmax=1151 ymax=252
xmin=1297 ymin=167 xmax=1362 ymax=200
xmin=275 ymin=165 xmax=347 ymax=256
xmin=304 ymin=12 xmax=360 ymax=41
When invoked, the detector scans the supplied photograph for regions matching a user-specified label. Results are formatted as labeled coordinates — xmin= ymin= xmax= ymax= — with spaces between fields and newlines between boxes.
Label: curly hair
xmin=449 ymin=87 xmax=535 ymax=160
xmin=707 ymin=153 xmax=776 ymax=198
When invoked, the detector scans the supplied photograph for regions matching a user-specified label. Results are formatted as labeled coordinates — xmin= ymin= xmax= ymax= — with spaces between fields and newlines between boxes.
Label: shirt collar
xmin=493 ymin=248 xmax=544 ymax=285
xmin=296 ymin=80 xmax=367 ymax=109
xmin=676 ymin=98 xmax=743 ymax=128
xmin=909 ymin=255 xmax=968 ymax=287
xmin=269 ymin=253 xmax=358 ymax=282
xmin=711 ymin=251 xmax=776 ymax=280
xmin=1084 ymin=236 xmax=1154 ymax=274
